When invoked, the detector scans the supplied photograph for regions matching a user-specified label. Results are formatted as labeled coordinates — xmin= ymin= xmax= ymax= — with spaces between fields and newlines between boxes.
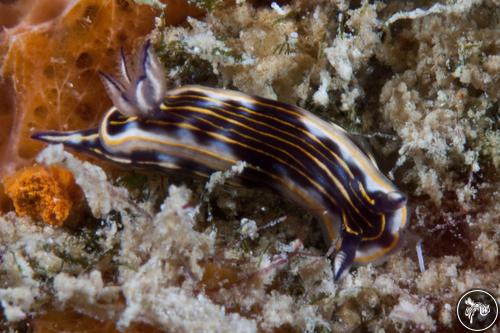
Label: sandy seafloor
xmin=0 ymin=0 xmax=499 ymax=332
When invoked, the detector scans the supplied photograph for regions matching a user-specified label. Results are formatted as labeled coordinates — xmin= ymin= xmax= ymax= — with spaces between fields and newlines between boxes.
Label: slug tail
xmin=31 ymin=129 xmax=103 ymax=155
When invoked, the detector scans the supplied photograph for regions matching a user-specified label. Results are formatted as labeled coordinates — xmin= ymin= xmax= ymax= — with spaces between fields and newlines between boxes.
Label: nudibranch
xmin=32 ymin=41 xmax=408 ymax=280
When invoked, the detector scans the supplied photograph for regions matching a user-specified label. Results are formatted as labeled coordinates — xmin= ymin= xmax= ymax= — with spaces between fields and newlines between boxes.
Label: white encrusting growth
xmin=204 ymin=160 xmax=248 ymax=194
xmin=385 ymin=0 xmax=482 ymax=26
xmin=36 ymin=144 xmax=148 ymax=218
xmin=389 ymin=297 xmax=436 ymax=330
xmin=165 ymin=18 xmax=255 ymax=74
xmin=53 ymin=270 xmax=117 ymax=305
xmin=312 ymin=70 xmax=332 ymax=107
xmin=240 ymin=218 xmax=258 ymax=240
xmin=271 ymin=2 xmax=288 ymax=15
xmin=325 ymin=38 xmax=353 ymax=82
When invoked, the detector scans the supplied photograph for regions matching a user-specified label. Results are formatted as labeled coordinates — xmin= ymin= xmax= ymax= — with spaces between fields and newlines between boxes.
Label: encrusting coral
xmin=0 ymin=0 xmax=499 ymax=332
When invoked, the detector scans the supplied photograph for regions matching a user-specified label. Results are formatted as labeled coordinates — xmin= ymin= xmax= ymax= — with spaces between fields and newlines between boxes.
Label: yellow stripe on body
xmin=167 ymin=87 xmax=406 ymax=238
xmin=102 ymin=129 xmax=238 ymax=168
xmin=90 ymin=148 xmax=133 ymax=164
xmin=400 ymin=206 xmax=407 ymax=228
xmin=77 ymin=133 xmax=99 ymax=141
xmin=353 ymin=232 xmax=400 ymax=264
xmin=164 ymin=91 xmax=356 ymax=180
xmin=358 ymin=182 xmax=376 ymax=205
xmin=109 ymin=117 xmax=138 ymax=125
xmin=162 ymin=106 xmax=312 ymax=172
xmin=161 ymin=97 xmax=377 ymax=229
xmin=342 ymin=210 xmax=360 ymax=236
xmin=348 ymin=182 xmax=378 ymax=215
xmin=172 ymin=86 xmax=393 ymax=193
xmin=361 ymin=214 xmax=385 ymax=241
xmin=354 ymin=206 xmax=407 ymax=262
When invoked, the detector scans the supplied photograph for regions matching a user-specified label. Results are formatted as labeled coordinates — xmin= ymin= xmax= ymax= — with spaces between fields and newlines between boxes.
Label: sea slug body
xmin=32 ymin=41 xmax=408 ymax=280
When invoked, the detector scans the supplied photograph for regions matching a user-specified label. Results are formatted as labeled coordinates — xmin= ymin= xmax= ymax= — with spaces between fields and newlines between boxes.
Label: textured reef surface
xmin=0 ymin=0 xmax=498 ymax=332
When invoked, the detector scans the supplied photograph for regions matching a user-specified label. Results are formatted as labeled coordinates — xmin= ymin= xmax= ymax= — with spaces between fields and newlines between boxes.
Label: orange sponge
xmin=3 ymin=165 xmax=81 ymax=226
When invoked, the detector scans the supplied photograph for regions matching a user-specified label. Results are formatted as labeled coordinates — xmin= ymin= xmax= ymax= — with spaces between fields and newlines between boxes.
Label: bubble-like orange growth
xmin=3 ymin=165 xmax=81 ymax=226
